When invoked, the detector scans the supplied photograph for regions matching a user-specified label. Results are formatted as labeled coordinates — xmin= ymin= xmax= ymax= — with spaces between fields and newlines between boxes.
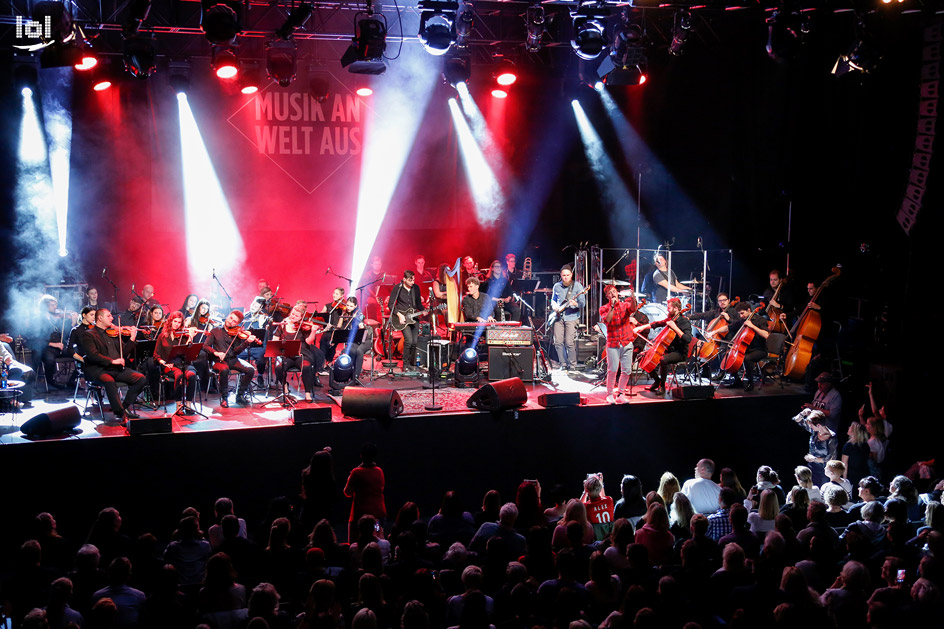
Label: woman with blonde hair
xmin=793 ymin=465 xmax=824 ymax=504
xmin=747 ymin=489 xmax=779 ymax=536
xmin=657 ymin=472 xmax=681 ymax=507
xmin=551 ymin=499 xmax=594 ymax=548
xmin=670 ymin=492 xmax=695 ymax=540
xmin=842 ymin=422 xmax=871 ymax=487
xmin=633 ymin=503 xmax=674 ymax=566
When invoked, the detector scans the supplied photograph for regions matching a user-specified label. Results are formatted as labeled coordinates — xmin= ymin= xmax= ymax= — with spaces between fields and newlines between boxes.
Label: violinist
xmin=599 ymin=285 xmax=639 ymax=404
xmin=121 ymin=297 xmax=145 ymax=323
xmin=185 ymin=299 xmax=212 ymax=329
xmin=151 ymin=310 xmax=198 ymax=414
xmin=319 ymin=288 xmax=347 ymax=362
xmin=335 ymin=296 xmax=371 ymax=378
xmin=273 ymin=303 xmax=325 ymax=402
xmin=244 ymin=296 xmax=270 ymax=387
xmin=68 ymin=306 xmax=97 ymax=361
xmin=641 ymin=297 xmax=692 ymax=395
xmin=79 ymin=309 xmax=146 ymax=424
xmin=180 ymin=294 xmax=199 ymax=321
xmin=726 ymin=302 xmax=770 ymax=392
xmin=144 ymin=305 xmax=165 ymax=339
xmin=203 ymin=310 xmax=258 ymax=408
xmin=36 ymin=294 xmax=77 ymax=390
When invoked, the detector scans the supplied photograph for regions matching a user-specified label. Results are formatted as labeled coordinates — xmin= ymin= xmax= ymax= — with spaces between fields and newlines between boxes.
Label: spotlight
xmin=341 ymin=13 xmax=388 ymax=75
xmin=22 ymin=87 xmax=33 ymax=97
xmin=266 ymin=39 xmax=297 ymax=87
xmin=123 ymin=0 xmax=153 ymax=37
xmin=201 ymin=1 xmax=243 ymax=46
xmin=443 ymin=54 xmax=471 ymax=87
xmin=123 ymin=35 xmax=156 ymax=79
xmin=525 ymin=5 xmax=545 ymax=53
xmin=309 ymin=71 xmax=330 ymax=102
xmin=455 ymin=347 xmax=480 ymax=386
xmin=571 ymin=1 xmax=609 ymax=61
xmin=14 ymin=61 xmax=39 ymax=94
xmin=668 ymin=11 xmax=692 ymax=57
xmin=491 ymin=89 xmax=508 ymax=98
xmin=418 ymin=0 xmax=458 ymax=57
xmin=765 ymin=8 xmax=802 ymax=63
xmin=168 ymin=60 xmax=192 ymax=94
xmin=832 ymin=18 xmax=879 ymax=75
xmin=74 ymin=54 xmax=97 ymax=70
xmin=494 ymin=60 xmax=517 ymax=86
xmin=240 ymin=67 xmax=262 ymax=94
xmin=40 ymin=42 xmax=84 ymax=69
xmin=603 ymin=22 xmax=647 ymax=86
xmin=329 ymin=353 xmax=356 ymax=393
xmin=276 ymin=2 xmax=313 ymax=39
xmin=356 ymin=86 xmax=374 ymax=96
xmin=213 ymin=47 xmax=239 ymax=79
xmin=455 ymin=2 xmax=475 ymax=48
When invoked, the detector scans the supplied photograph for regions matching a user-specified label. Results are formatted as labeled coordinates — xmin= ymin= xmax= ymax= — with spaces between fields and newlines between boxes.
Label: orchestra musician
xmin=504 ymin=253 xmax=521 ymax=280
xmin=642 ymin=297 xmax=692 ymax=395
xmin=244 ymin=296 xmax=270 ymax=387
xmin=689 ymin=292 xmax=738 ymax=379
xmin=599 ymin=285 xmax=639 ymax=404
xmin=319 ymin=288 xmax=347 ymax=362
xmin=362 ymin=256 xmax=387 ymax=322
xmin=414 ymin=254 xmax=434 ymax=284
xmin=460 ymin=276 xmax=495 ymax=351
xmin=484 ymin=260 xmax=518 ymax=322
xmin=273 ymin=304 xmax=325 ymax=403
xmin=460 ymin=255 xmax=481 ymax=288
xmin=390 ymin=271 xmax=423 ymax=371
xmin=336 ymin=296 xmax=371 ymax=378
xmin=726 ymin=302 xmax=770 ymax=392
xmin=141 ymin=284 xmax=157 ymax=306
xmin=152 ymin=311 xmax=198 ymax=414
xmin=144 ymin=305 xmax=165 ymax=339
xmin=69 ymin=307 xmax=97 ymax=361
xmin=79 ymin=308 xmax=146 ymax=423
xmin=185 ymin=299 xmax=212 ymax=328
xmin=2 ymin=335 xmax=36 ymax=408
xmin=122 ymin=297 xmax=145 ymax=323
xmin=180 ymin=294 xmax=199 ymax=321
xmin=763 ymin=270 xmax=795 ymax=319
xmin=36 ymin=294 xmax=77 ymax=390
xmin=84 ymin=286 xmax=103 ymax=310
xmin=651 ymin=252 xmax=692 ymax=303
xmin=550 ymin=265 xmax=585 ymax=372
xmin=203 ymin=310 xmax=258 ymax=408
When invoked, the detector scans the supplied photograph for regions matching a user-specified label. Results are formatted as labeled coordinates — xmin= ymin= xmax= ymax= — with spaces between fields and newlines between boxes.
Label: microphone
xmin=325 ymin=267 xmax=331 ymax=275
xmin=697 ymin=237 xmax=703 ymax=250
xmin=212 ymin=268 xmax=216 ymax=278
xmin=101 ymin=267 xmax=107 ymax=278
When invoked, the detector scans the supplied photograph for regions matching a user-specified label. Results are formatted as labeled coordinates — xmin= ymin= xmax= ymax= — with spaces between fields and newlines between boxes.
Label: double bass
xmin=696 ymin=297 xmax=740 ymax=361
xmin=783 ymin=267 xmax=841 ymax=380
xmin=638 ymin=305 xmax=691 ymax=373
xmin=720 ymin=304 xmax=766 ymax=373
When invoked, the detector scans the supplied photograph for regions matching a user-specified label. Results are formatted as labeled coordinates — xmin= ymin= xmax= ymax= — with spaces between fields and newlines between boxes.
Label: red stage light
xmin=216 ymin=64 xmax=238 ymax=79
xmin=496 ymin=71 xmax=517 ymax=86
xmin=93 ymin=80 xmax=112 ymax=91
xmin=241 ymin=85 xmax=259 ymax=95
xmin=75 ymin=55 xmax=97 ymax=71
xmin=213 ymin=48 xmax=239 ymax=79
xmin=491 ymin=89 xmax=508 ymax=99
xmin=356 ymin=87 xmax=373 ymax=96
xmin=638 ymin=74 xmax=647 ymax=85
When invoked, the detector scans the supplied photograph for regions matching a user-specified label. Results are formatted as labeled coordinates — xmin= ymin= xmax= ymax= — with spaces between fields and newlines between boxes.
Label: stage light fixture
xmin=603 ymin=22 xmax=647 ymax=86
xmin=668 ymin=10 xmax=692 ymax=57
xmin=75 ymin=54 xmax=97 ymax=71
xmin=40 ymin=42 xmax=84 ymax=69
xmin=90 ymin=60 xmax=117 ymax=91
xmin=418 ymin=0 xmax=459 ymax=57
xmin=525 ymin=5 xmax=545 ymax=53
xmin=309 ymin=71 xmax=330 ymax=102
xmin=494 ymin=60 xmax=517 ymax=86
xmin=491 ymin=88 xmax=508 ymax=98
xmin=443 ymin=54 xmax=471 ymax=87
xmin=276 ymin=2 xmax=313 ymax=39
xmin=341 ymin=13 xmax=388 ymax=75
xmin=765 ymin=8 xmax=803 ymax=63
xmin=455 ymin=347 xmax=480 ymax=386
xmin=240 ymin=67 xmax=262 ymax=94
xmin=455 ymin=2 xmax=475 ymax=48
xmin=571 ymin=2 xmax=609 ymax=61
xmin=329 ymin=353 xmax=355 ymax=393
xmin=31 ymin=1 xmax=76 ymax=46
xmin=123 ymin=35 xmax=156 ymax=79
xmin=832 ymin=18 xmax=879 ymax=76
xmin=123 ymin=0 xmax=153 ymax=37
xmin=168 ymin=60 xmax=192 ymax=94
xmin=201 ymin=1 xmax=243 ymax=46
xmin=266 ymin=39 xmax=298 ymax=87
xmin=213 ymin=47 xmax=239 ymax=79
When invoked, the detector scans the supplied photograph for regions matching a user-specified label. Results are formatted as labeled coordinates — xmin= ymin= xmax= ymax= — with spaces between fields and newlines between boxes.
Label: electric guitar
xmin=390 ymin=303 xmax=448 ymax=331
xmin=546 ymin=286 xmax=591 ymax=327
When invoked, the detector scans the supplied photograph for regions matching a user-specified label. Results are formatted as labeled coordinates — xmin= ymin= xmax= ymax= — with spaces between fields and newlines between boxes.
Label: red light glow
xmin=216 ymin=64 xmax=238 ymax=79
xmin=93 ymin=80 xmax=112 ymax=92
xmin=491 ymin=89 xmax=508 ymax=99
xmin=75 ymin=56 xmax=97 ymax=71
xmin=356 ymin=87 xmax=373 ymax=96
xmin=639 ymin=74 xmax=647 ymax=85
xmin=241 ymin=85 xmax=259 ymax=95
xmin=496 ymin=72 xmax=517 ymax=86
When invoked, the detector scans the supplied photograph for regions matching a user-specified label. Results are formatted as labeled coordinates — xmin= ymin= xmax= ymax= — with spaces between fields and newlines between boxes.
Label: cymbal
xmin=619 ymin=290 xmax=646 ymax=298
xmin=681 ymin=280 xmax=703 ymax=285
xmin=598 ymin=279 xmax=632 ymax=286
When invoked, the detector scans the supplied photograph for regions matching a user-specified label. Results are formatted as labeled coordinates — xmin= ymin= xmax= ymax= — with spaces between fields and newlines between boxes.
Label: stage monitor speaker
xmin=19 ymin=405 xmax=82 ymax=437
xmin=671 ymin=385 xmax=715 ymax=400
xmin=537 ymin=392 xmax=581 ymax=407
xmin=294 ymin=406 xmax=332 ymax=424
xmin=467 ymin=377 xmax=528 ymax=412
xmin=487 ymin=346 xmax=534 ymax=382
xmin=341 ymin=388 xmax=404 ymax=421
xmin=128 ymin=415 xmax=173 ymax=436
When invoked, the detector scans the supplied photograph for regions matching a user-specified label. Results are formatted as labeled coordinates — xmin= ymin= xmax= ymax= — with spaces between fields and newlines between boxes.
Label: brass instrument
xmin=522 ymin=257 xmax=532 ymax=280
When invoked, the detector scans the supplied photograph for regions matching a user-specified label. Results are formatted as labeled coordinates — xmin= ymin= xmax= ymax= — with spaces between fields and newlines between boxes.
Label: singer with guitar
xmin=550 ymin=264 xmax=586 ymax=372
xmin=390 ymin=270 xmax=424 ymax=372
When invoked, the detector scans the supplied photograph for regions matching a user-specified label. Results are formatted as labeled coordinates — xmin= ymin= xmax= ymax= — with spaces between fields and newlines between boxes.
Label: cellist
xmin=640 ymin=297 xmax=693 ymax=395
xmin=690 ymin=293 xmax=738 ymax=379
xmin=725 ymin=302 xmax=770 ymax=392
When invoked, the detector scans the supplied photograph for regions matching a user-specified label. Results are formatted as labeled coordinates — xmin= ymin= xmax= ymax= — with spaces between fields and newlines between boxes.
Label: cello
xmin=766 ymin=277 xmax=789 ymax=333
xmin=783 ymin=267 xmax=841 ymax=380
xmin=697 ymin=296 xmax=740 ymax=361
xmin=720 ymin=304 xmax=766 ymax=373
xmin=637 ymin=305 xmax=691 ymax=373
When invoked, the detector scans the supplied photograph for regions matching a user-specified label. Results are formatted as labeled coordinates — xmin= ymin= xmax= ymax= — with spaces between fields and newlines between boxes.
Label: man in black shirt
xmin=390 ymin=270 xmax=423 ymax=371
xmin=641 ymin=297 xmax=693 ymax=396
xmin=460 ymin=277 xmax=495 ymax=350
xmin=762 ymin=269 xmax=795 ymax=324
xmin=203 ymin=310 xmax=259 ymax=407
xmin=689 ymin=292 xmax=738 ymax=380
xmin=725 ymin=301 xmax=770 ymax=392
xmin=650 ymin=252 xmax=692 ymax=303
xmin=80 ymin=309 xmax=147 ymax=423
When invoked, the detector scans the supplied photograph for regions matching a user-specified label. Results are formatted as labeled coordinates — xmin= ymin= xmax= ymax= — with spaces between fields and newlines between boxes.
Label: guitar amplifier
xmin=485 ymin=327 xmax=533 ymax=346
xmin=487 ymin=346 xmax=534 ymax=381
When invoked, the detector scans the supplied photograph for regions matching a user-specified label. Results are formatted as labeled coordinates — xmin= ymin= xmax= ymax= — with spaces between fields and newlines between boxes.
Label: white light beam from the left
xmin=16 ymin=89 xmax=58 ymax=248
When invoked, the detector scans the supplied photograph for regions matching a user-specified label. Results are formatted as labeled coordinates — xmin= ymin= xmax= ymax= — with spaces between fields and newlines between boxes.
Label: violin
xmin=720 ymin=304 xmax=766 ymax=373
xmin=697 ymin=297 xmax=740 ymax=362
xmin=637 ymin=305 xmax=691 ymax=373
xmin=225 ymin=326 xmax=262 ymax=345
xmin=105 ymin=326 xmax=138 ymax=338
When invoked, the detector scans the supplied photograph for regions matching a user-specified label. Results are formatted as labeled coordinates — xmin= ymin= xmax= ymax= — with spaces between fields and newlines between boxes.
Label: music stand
xmin=169 ymin=343 xmax=208 ymax=419
xmin=133 ymin=339 xmax=158 ymax=410
xmin=265 ymin=340 xmax=302 ymax=407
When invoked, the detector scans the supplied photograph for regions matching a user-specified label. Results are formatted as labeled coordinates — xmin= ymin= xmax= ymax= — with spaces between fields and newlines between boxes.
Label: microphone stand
xmin=604 ymin=250 xmax=631 ymax=279
xmin=102 ymin=270 xmax=119 ymax=312
xmin=212 ymin=270 xmax=234 ymax=312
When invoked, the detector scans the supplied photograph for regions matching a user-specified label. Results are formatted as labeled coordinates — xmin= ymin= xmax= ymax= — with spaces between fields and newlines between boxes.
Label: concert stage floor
xmin=0 ymin=368 xmax=807 ymax=445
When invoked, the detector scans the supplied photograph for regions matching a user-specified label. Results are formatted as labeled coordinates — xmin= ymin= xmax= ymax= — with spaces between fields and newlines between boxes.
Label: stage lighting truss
xmin=212 ymin=46 xmax=239 ymax=79
xmin=455 ymin=347 xmax=480 ymax=386
xmin=123 ymin=0 xmax=153 ymax=38
xmin=201 ymin=0 xmax=243 ymax=46
xmin=418 ymin=0 xmax=459 ymax=57
xmin=832 ymin=17 xmax=879 ymax=76
xmin=765 ymin=6 xmax=810 ymax=63
xmin=266 ymin=38 xmax=298 ymax=87
xmin=525 ymin=5 xmax=546 ymax=53
xmin=276 ymin=2 xmax=314 ymax=40
xmin=123 ymin=35 xmax=157 ymax=79
xmin=668 ymin=10 xmax=692 ymax=57
xmin=168 ymin=59 xmax=192 ymax=94
xmin=340 ymin=12 xmax=388 ymax=75
xmin=571 ymin=1 xmax=610 ymax=61
xmin=443 ymin=54 xmax=471 ymax=87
